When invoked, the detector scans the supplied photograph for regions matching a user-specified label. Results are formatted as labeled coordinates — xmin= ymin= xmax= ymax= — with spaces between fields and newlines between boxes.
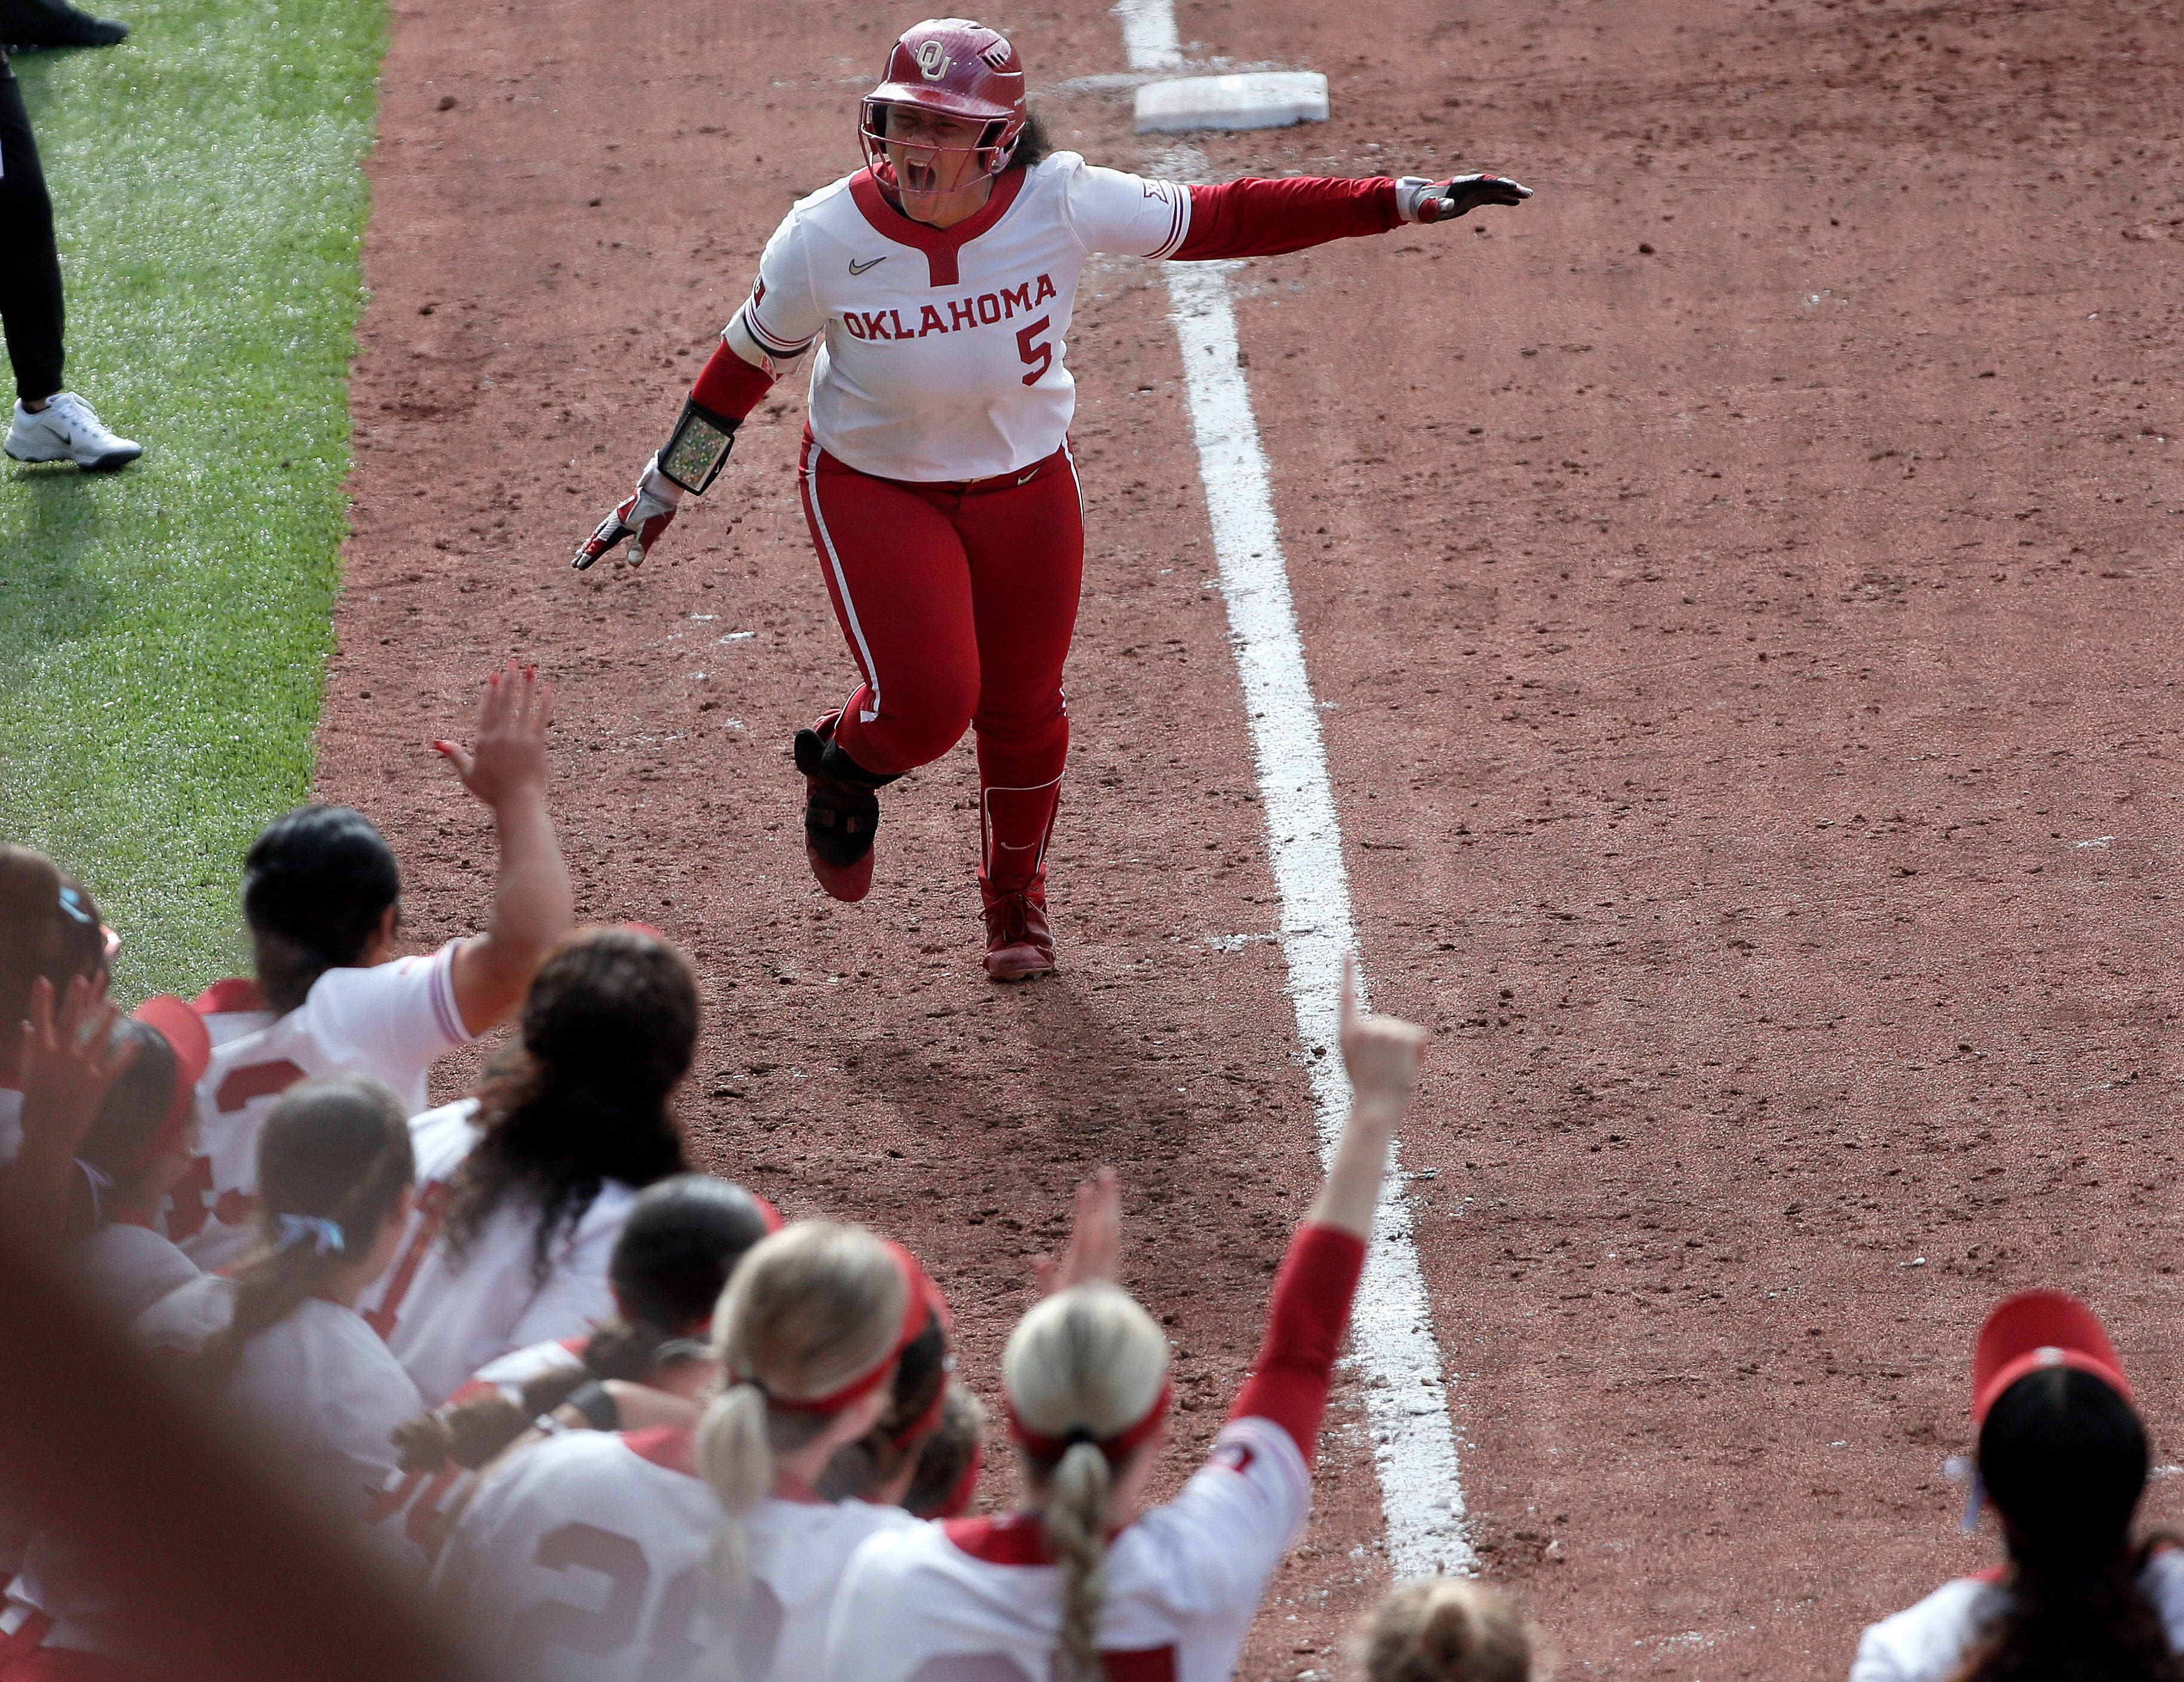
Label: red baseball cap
xmin=129 ymin=993 xmax=211 ymax=1168
xmin=1972 ymin=1290 xmax=2132 ymax=1426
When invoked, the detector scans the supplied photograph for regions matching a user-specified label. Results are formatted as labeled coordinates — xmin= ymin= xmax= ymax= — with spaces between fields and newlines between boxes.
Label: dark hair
xmin=901 ymin=1381 xmax=985 ymax=1519
xmin=815 ymin=1307 xmax=950 ymax=1504
xmin=1952 ymin=1367 xmax=2184 ymax=1682
xmin=79 ymin=1019 xmax=179 ymax=1181
xmin=395 ymin=1174 xmax=770 ymax=1472
xmin=441 ymin=927 xmax=697 ymax=1287
xmin=0 ymin=847 xmax=108 ymax=1072
xmin=194 ymin=1073 xmax=414 ymax=1386
xmin=242 ymin=806 xmax=402 ymax=1014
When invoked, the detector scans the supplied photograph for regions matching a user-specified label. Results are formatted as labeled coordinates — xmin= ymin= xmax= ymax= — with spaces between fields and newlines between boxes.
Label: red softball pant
xmin=797 ymin=432 xmax=1083 ymax=901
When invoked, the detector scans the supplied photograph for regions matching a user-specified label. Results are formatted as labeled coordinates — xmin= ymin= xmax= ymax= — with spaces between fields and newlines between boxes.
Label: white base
xmin=1133 ymin=71 xmax=1329 ymax=134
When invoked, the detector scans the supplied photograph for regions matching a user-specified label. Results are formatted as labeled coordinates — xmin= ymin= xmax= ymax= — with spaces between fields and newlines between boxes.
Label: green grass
xmin=0 ymin=0 xmax=383 ymax=997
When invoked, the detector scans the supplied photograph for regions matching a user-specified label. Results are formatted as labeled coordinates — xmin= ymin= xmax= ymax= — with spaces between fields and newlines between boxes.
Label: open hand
xmin=1032 ymin=1166 xmax=1122 ymax=1294
xmin=19 ymin=974 xmax=136 ymax=1165
xmin=1338 ymin=955 xmax=1430 ymax=1118
xmin=434 ymin=661 xmax=553 ymax=810
xmin=1401 ymin=173 xmax=1534 ymax=223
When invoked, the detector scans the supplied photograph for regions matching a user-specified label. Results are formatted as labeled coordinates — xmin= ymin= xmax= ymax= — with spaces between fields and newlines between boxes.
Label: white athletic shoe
xmin=5 ymin=393 xmax=143 ymax=472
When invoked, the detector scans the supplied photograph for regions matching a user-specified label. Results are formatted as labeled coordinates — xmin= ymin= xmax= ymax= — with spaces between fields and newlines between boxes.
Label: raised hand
xmin=1032 ymin=1166 xmax=1122 ymax=1294
xmin=1338 ymin=954 xmax=1430 ymax=1121
xmin=434 ymin=661 xmax=554 ymax=812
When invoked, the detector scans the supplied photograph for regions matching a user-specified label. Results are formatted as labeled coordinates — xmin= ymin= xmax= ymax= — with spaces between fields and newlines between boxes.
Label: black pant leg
xmin=0 ymin=66 xmax=66 ymax=406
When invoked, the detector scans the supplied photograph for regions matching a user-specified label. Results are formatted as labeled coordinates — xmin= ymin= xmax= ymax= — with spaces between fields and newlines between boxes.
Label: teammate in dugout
xmin=575 ymin=16 xmax=1531 ymax=981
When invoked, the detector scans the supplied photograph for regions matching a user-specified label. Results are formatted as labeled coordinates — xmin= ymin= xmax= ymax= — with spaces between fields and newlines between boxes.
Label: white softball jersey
xmin=354 ymin=1098 xmax=639 ymax=1405
xmin=1849 ymin=1553 xmax=2184 ymax=1680
xmin=434 ymin=1424 xmax=918 ymax=1682
xmin=170 ymin=949 xmax=474 ymax=1270
xmin=742 ymin=151 xmax=1190 ymax=483
xmin=822 ymin=1413 xmax=1311 ymax=1682
xmin=73 ymin=1220 xmax=199 ymax=1325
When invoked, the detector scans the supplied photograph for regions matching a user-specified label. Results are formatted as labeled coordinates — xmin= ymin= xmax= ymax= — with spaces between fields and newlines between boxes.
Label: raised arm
xmin=1228 ymin=958 xmax=1428 ymax=1463
xmin=435 ymin=663 xmax=574 ymax=1037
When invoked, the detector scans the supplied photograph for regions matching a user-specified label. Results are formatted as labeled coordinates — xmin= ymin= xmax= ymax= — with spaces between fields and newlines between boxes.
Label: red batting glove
xmin=572 ymin=456 xmax=683 ymax=570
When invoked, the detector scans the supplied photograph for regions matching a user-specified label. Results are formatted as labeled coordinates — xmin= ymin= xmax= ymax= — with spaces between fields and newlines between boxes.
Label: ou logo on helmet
xmin=916 ymin=39 xmax=950 ymax=79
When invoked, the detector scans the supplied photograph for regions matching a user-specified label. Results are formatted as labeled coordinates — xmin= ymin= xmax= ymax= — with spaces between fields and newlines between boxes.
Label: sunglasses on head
xmin=57 ymin=885 xmax=121 ymax=960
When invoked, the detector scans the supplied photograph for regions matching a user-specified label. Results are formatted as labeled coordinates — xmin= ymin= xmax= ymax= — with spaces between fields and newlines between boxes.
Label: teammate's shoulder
xmin=130 ymin=1271 xmax=236 ymax=1349
xmin=782 ymin=171 xmax=864 ymax=221
xmin=408 ymin=1094 xmax=482 ymax=1150
xmin=1851 ymin=1576 xmax=2000 ymax=1679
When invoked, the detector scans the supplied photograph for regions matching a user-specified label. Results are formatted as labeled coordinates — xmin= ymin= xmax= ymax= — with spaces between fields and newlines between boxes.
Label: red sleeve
xmin=1227 ymin=1222 xmax=1367 ymax=1466
xmin=1171 ymin=176 xmax=1402 ymax=262
xmin=689 ymin=339 xmax=775 ymax=420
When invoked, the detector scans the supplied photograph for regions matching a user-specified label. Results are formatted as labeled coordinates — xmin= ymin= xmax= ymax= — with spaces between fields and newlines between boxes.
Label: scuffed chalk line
xmin=1117 ymin=15 xmax=1475 ymax=1579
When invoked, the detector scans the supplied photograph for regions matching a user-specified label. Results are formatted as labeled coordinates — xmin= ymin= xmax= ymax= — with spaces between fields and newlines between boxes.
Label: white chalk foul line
xmin=1122 ymin=73 xmax=1474 ymax=1577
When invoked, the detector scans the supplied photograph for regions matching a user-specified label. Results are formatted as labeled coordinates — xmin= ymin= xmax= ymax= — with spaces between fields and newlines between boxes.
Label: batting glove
xmin=572 ymin=455 xmax=683 ymax=570
xmin=1396 ymin=173 xmax=1534 ymax=224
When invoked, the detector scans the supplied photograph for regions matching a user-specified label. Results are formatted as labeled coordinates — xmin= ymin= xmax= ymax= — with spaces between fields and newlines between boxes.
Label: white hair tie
xmin=275 ymin=1213 xmax=345 ymax=1256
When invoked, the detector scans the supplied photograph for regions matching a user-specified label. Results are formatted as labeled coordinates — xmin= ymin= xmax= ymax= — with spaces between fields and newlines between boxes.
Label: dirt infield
xmin=328 ymin=0 xmax=2184 ymax=1673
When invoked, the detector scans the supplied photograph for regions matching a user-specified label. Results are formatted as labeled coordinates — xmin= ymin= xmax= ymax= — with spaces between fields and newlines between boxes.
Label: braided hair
xmin=1002 ymin=1284 xmax=1172 ymax=1681
xmin=192 ymin=1073 xmax=414 ymax=1387
xmin=440 ymin=926 xmax=697 ymax=1285
xmin=1950 ymin=1367 xmax=2184 ymax=1682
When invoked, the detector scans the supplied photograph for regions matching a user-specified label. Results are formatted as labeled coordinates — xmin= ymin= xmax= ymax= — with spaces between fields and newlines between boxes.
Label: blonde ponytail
xmin=1045 ymin=1441 xmax=1113 ymax=1682
xmin=695 ymin=1221 xmax=909 ymax=1682
xmin=1002 ymin=1284 xmax=1171 ymax=1680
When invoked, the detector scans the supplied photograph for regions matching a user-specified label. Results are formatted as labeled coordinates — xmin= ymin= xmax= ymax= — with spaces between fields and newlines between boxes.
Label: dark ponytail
xmin=194 ymin=1073 xmax=414 ymax=1386
xmin=441 ymin=927 xmax=696 ymax=1286
xmin=1952 ymin=1367 xmax=2184 ymax=1682
xmin=241 ymin=806 xmax=401 ymax=1014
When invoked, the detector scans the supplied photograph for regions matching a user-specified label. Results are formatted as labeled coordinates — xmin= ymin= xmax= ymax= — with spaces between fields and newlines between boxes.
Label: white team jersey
xmin=74 ymin=1221 xmax=199 ymax=1325
xmin=0 ymin=1084 xmax=21 ymax=1164
xmin=355 ymin=1099 xmax=639 ymax=1405
xmin=824 ymin=1414 xmax=1309 ymax=1682
xmin=435 ymin=1425 xmax=917 ymax=1682
xmin=170 ymin=947 xmax=474 ymax=1269
xmin=1850 ymin=1552 xmax=2184 ymax=1680
xmin=743 ymin=152 xmax=1191 ymax=482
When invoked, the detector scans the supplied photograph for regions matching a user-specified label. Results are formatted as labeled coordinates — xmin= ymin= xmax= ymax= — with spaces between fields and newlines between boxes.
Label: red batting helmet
xmin=859 ymin=18 xmax=1028 ymax=185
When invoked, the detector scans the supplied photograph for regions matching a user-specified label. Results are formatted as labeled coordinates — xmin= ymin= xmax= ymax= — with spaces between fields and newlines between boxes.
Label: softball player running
xmin=821 ymin=962 xmax=1428 ymax=1682
xmin=575 ymin=17 xmax=1530 ymax=981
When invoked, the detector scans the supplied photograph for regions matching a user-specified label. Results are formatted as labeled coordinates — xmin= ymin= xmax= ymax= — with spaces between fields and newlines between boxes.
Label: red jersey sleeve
xmin=689 ymin=339 xmax=775 ymax=420
xmin=1171 ymin=176 xmax=1402 ymax=262
xmin=1227 ymin=1221 xmax=1368 ymax=1466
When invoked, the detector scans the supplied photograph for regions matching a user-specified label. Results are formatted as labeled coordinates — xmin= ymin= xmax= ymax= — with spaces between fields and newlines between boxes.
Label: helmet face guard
xmin=859 ymin=98 xmax=1019 ymax=188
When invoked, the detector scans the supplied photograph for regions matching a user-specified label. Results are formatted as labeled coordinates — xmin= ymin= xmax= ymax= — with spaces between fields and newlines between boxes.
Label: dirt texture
xmin=328 ymin=0 xmax=2184 ymax=1675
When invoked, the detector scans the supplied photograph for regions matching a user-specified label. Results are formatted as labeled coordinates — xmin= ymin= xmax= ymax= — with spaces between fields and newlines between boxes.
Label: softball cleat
xmin=793 ymin=712 xmax=894 ymax=903
xmin=982 ymin=887 xmax=1056 ymax=981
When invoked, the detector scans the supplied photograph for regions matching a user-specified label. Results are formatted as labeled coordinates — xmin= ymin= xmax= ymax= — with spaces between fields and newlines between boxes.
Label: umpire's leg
xmin=0 ymin=56 xmax=68 ymax=407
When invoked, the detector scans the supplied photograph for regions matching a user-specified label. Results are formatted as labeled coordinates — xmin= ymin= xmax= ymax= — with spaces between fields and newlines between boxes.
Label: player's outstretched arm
xmin=434 ymin=662 xmax=575 ymax=1036
xmin=1159 ymin=171 xmax=1532 ymax=264
xmin=571 ymin=310 xmax=804 ymax=572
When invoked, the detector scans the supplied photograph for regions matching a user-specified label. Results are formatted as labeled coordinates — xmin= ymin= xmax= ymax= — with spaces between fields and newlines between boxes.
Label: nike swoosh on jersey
xmin=849 ymin=256 xmax=887 ymax=275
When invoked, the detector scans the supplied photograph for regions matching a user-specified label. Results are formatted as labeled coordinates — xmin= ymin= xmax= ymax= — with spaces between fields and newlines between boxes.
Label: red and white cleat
xmin=982 ymin=888 xmax=1056 ymax=981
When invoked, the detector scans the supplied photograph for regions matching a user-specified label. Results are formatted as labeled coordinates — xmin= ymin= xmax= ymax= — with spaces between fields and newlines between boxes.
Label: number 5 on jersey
xmin=1015 ymin=317 xmax=1052 ymax=386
